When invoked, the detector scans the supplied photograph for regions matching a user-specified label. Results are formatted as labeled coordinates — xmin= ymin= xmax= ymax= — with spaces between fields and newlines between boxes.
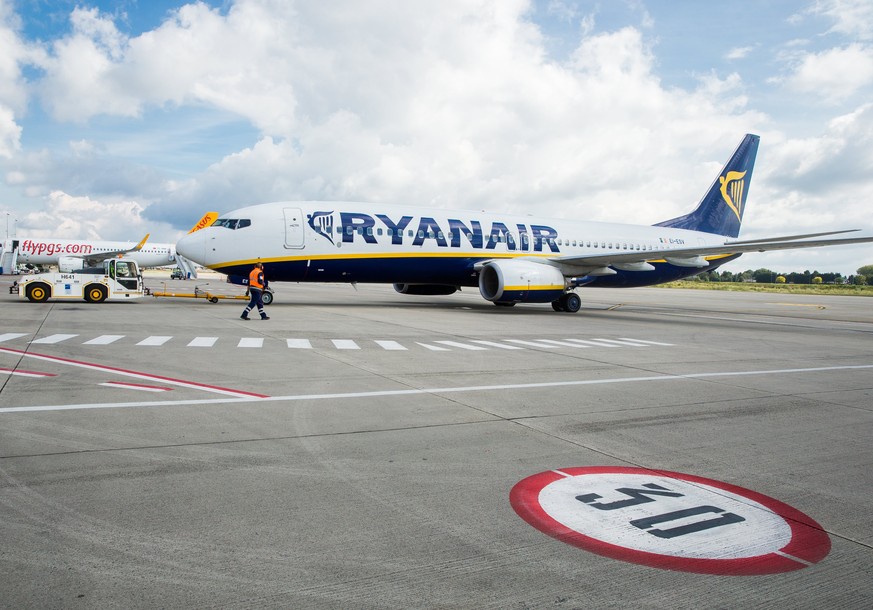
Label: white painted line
xmin=435 ymin=340 xmax=489 ymax=351
xmin=5 ymin=362 xmax=872 ymax=414
xmin=238 ymin=338 xmax=264 ymax=348
xmin=332 ymin=339 xmax=360 ymax=350
xmin=188 ymin=337 xmax=218 ymax=347
xmin=566 ymin=339 xmax=619 ymax=348
xmin=416 ymin=342 xmax=450 ymax=351
xmin=619 ymin=338 xmax=675 ymax=346
xmin=594 ymin=338 xmax=651 ymax=346
xmin=470 ymin=340 xmax=525 ymax=350
xmin=506 ymin=339 xmax=562 ymax=349
xmin=99 ymin=382 xmax=171 ymax=392
xmin=537 ymin=339 xmax=590 ymax=348
xmin=775 ymin=551 xmax=815 ymax=567
xmin=137 ymin=336 xmax=172 ymax=346
xmin=0 ymin=333 xmax=28 ymax=343
xmin=286 ymin=339 xmax=313 ymax=349
xmin=0 ymin=368 xmax=56 ymax=378
xmin=375 ymin=341 xmax=407 ymax=351
xmin=31 ymin=334 xmax=78 ymax=344
xmin=83 ymin=335 xmax=125 ymax=345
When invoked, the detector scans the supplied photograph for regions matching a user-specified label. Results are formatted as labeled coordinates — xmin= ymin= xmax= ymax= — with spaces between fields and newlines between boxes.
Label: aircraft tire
xmin=563 ymin=293 xmax=582 ymax=313
xmin=84 ymin=285 xmax=107 ymax=303
xmin=26 ymin=283 xmax=51 ymax=303
xmin=262 ymin=291 xmax=273 ymax=305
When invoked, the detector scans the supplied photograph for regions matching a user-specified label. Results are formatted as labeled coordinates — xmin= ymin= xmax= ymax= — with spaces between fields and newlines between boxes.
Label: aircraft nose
xmin=176 ymin=230 xmax=208 ymax=265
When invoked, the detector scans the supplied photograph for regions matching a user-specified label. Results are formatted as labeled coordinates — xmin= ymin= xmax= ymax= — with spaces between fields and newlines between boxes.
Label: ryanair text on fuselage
xmin=309 ymin=210 xmax=560 ymax=252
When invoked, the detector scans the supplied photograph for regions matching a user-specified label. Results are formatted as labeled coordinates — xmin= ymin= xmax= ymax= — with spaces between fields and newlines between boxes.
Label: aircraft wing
xmin=81 ymin=234 xmax=150 ymax=266
xmin=547 ymin=230 xmax=873 ymax=274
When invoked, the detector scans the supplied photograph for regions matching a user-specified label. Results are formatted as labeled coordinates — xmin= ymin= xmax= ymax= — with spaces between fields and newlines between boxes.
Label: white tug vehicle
xmin=11 ymin=258 xmax=145 ymax=303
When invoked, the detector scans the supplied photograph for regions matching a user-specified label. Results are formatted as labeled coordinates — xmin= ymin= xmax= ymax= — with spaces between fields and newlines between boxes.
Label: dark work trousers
xmin=242 ymin=288 xmax=267 ymax=319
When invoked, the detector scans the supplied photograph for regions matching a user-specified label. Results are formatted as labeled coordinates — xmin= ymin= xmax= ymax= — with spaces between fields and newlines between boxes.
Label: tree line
xmin=695 ymin=264 xmax=873 ymax=285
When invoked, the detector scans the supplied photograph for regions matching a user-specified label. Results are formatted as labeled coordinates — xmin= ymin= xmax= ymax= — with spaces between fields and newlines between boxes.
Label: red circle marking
xmin=510 ymin=466 xmax=830 ymax=575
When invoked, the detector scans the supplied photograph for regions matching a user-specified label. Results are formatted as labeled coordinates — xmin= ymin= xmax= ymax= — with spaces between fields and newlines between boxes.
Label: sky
xmin=1 ymin=0 xmax=873 ymax=275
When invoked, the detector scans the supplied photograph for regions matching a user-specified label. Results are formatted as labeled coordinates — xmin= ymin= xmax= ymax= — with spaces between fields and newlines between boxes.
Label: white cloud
xmin=726 ymin=46 xmax=754 ymax=60
xmin=737 ymin=104 xmax=873 ymax=268
xmin=545 ymin=0 xmax=579 ymax=23
xmin=0 ymin=104 xmax=21 ymax=158
xmin=808 ymin=0 xmax=873 ymax=40
xmin=17 ymin=190 xmax=178 ymax=242
xmin=0 ymin=0 xmax=35 ymax=155
xmin=782 ymin=44 xmax=873 ymax=102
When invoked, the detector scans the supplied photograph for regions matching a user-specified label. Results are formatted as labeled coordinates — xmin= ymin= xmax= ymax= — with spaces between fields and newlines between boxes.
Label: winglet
xmin=134 ymin=233 xmax=150 ymax=251
xmin=189 ymin=212 xmax=218 ymax=233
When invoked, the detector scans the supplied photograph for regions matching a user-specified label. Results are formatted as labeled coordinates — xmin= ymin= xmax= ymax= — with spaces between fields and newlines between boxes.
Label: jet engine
xmin=478 ymin=259 xmax=566 ymax=304
xmin=393 ymin=283 xmax=458 ymax=296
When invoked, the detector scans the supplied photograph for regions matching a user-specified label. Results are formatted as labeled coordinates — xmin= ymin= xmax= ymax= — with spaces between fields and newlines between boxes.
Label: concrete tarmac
xmin=1 ymin=275 xmax=871 ymax=608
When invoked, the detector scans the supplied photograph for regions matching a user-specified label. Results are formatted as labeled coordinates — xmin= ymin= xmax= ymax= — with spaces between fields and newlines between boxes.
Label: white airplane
xmin=14 ymin=212 xmax=217 ymax=274
xmin=175 ymin=135 xmax=873 ymax=312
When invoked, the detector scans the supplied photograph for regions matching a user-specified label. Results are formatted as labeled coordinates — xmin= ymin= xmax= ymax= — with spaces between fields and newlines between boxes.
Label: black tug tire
xmin=84 ymin=285 xmax=107 ymax=303
xmin=26 ymin=283 xmax=51 ymax=303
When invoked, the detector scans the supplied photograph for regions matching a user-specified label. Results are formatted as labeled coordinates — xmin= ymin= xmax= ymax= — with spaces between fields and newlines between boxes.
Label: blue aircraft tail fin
xmin=655 ymin=134 xmax=760 ymax=238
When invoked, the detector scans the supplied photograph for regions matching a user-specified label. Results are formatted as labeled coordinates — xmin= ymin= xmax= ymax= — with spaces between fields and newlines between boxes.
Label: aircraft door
xmin=284 ymin=207 xmax=305 ymax=249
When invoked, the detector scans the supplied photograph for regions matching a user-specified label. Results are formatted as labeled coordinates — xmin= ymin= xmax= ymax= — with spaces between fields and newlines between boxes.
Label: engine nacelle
xmin=478 ymin=259 xmax=566 ymax=304
xmin=58 ymin=256 xmax=86 ymax=272
xmin=393 ymin=283 xmax=458 ymax=296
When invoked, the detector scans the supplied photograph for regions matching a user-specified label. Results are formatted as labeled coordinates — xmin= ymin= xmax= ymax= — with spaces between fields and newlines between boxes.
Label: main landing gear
xmin=551 ymin=292 xmax=582 ymax=313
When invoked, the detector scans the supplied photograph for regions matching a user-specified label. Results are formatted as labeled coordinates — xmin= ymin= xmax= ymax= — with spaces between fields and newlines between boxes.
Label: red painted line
xmin=0 ymin=346 xmax=269 ymax=398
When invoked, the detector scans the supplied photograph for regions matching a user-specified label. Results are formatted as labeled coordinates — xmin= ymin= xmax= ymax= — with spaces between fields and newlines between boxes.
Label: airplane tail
xmin=654 ymin=134 xmax=759 ymax=238
xmin=188 ymin=212 xmax=218 ymax=234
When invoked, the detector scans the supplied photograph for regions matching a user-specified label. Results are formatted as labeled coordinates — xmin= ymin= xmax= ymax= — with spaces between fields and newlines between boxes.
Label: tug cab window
xmin=110 ymin=260 xmax=139 ymax=290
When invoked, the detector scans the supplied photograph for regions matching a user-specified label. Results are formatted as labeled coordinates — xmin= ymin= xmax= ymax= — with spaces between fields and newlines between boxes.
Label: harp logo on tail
xmin=719 ymin=170 xmax=746 ymax=222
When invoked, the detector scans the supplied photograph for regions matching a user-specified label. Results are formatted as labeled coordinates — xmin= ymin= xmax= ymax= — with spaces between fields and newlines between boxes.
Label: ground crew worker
xmin=241 ymin=262 xmax=269 ymax=320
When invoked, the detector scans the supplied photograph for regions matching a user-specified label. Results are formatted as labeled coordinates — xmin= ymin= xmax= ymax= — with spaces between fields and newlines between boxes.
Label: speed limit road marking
xmin=510 ymin=467 xmax=830 ymax=575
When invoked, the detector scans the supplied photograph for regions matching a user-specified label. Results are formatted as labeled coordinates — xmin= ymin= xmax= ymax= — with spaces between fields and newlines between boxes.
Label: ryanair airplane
xmin=175 ymin=135 xmax=873 ymax=312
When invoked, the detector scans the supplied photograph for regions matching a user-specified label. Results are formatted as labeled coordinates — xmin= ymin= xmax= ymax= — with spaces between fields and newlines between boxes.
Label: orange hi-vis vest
xmin=249 ymin=267 xmax=264 ymax=290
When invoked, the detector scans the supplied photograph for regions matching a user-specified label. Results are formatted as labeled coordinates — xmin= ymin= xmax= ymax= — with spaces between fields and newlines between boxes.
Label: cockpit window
xmin=211 ymin=218 xmax=252 ymax=230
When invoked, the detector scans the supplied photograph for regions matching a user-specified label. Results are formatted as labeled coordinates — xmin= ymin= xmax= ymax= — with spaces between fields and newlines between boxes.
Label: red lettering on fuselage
xmin=19 ymin=239 xmax=94 ymax=257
